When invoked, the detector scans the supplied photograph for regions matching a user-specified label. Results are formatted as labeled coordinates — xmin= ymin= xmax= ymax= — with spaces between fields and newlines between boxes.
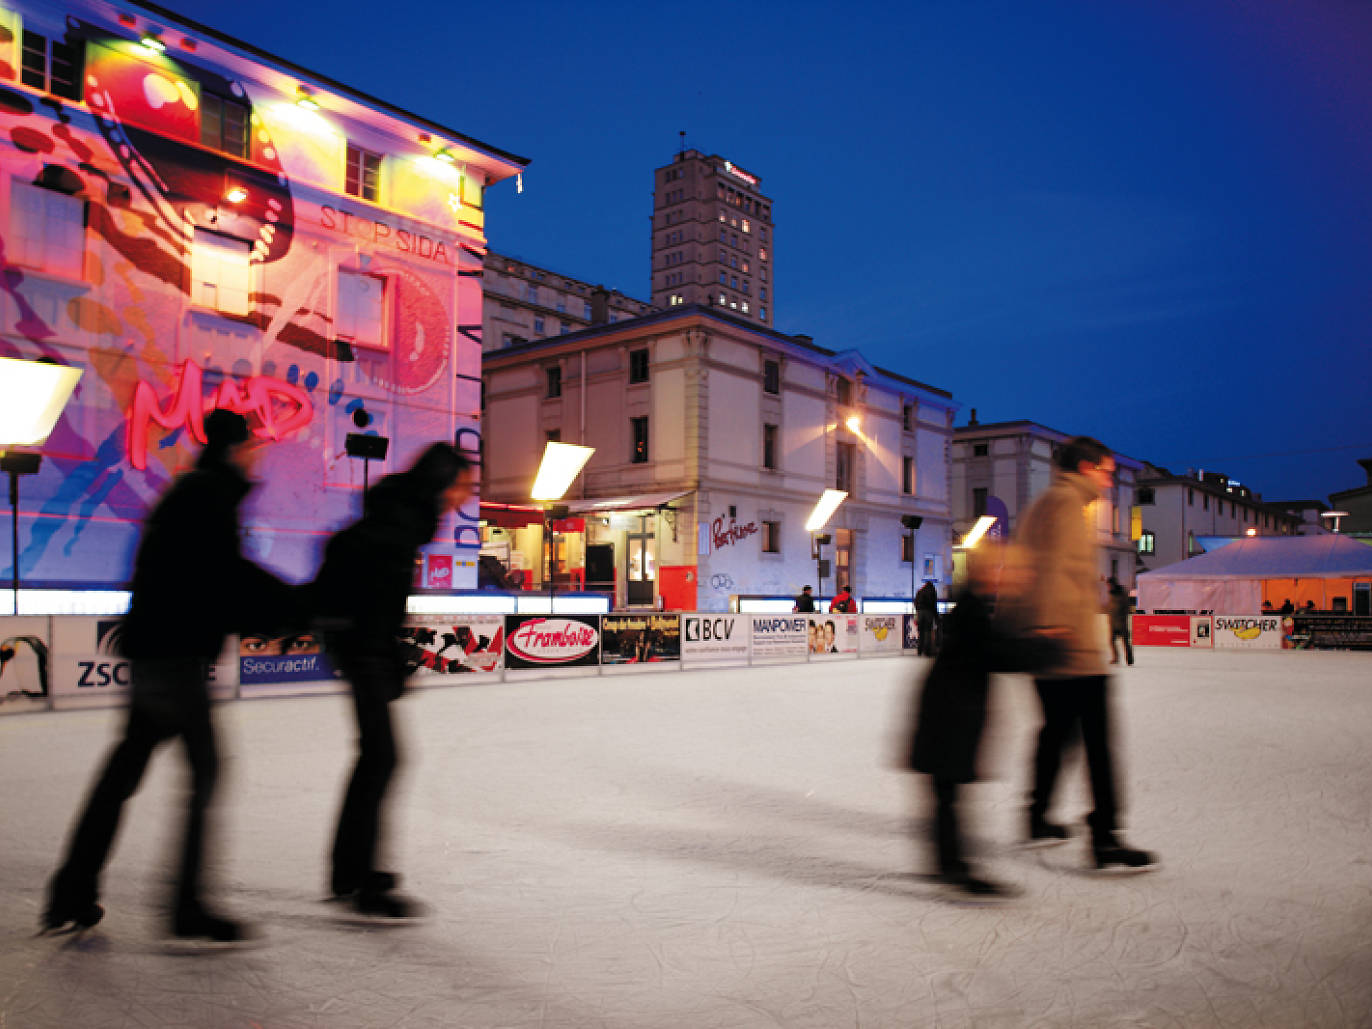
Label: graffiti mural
xmin=0 ymin=2 xmax=519 ymax=588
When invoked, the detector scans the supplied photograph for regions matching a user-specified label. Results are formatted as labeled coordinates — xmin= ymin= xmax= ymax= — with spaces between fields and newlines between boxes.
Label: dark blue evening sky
xmin=172 ymin=0 xmax=1372 ymax=502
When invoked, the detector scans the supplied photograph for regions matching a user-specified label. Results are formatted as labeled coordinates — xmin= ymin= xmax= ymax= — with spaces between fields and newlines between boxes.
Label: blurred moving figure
xmin=914 ymin=580 xmax=939 ymax=656
xmin=312 ymin=443 xmax=473 ymax=920
xmin=1107 ymin=577 xmax=1134 ymax=666
xmin=906 ymin=542 xmax=1060 ymax=899
xmin=1013 ymin=437 xmax=1158 ymax=872
xmin=44 ymin=411 xmax=295 ymax=942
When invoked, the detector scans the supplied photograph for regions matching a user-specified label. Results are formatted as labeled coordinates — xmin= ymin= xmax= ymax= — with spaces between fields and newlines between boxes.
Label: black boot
xmin=42 ymin=872 xmax=104 ymax=932
xmin=1092 ymin=834 xmax=1159 ymax=874
xmin=1025 ymin=812 xmax=1071 ymax=848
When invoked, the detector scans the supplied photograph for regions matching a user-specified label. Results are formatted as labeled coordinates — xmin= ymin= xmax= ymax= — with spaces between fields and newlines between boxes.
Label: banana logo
xmin=1232 ymin=624 xmax=1262 ymax=641
xmin=872 ymin=626 xmax=889 ymax=642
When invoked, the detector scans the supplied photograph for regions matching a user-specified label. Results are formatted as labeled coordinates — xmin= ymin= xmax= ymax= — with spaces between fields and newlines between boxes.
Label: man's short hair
xmin=802 ymin=585 xmax=812 ymax=592
xmin=1056 ymin=436 xmax=1112 ymax=473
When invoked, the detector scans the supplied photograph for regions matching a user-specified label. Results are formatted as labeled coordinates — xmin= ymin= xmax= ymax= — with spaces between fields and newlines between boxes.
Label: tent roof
xmin=1139 ymin=534 xmax=1372 ymax=581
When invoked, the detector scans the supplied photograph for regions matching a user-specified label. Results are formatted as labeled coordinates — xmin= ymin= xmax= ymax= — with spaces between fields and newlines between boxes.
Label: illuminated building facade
xmin=650 ymin=149 xmax=774 ymax=329
xmin=0 ymin=0 xmax=524 ymax=591
xmin=481 ymin=305 xmax=956 ymax=611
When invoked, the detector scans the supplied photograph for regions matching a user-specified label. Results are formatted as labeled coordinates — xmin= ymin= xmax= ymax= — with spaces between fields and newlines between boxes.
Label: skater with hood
xmin=44 ymin=410 xmax=296 ymax=942
xmin=313 ymin=442 xmax=473 ymax=919
xmin=905 ymin=541 xmax=1059 ymax=899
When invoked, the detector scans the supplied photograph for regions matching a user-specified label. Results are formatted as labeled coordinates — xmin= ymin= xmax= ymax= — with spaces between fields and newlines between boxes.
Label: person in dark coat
xmin=312 ymin=443 xmax=473 ymax=919
xmin=44 ymin=410 xmax=295 ymax=942
xmin=914 ymin=580 xmax=939 ymax=656
xmin=793 ymin=585 xmax=816 ymax=613
xmin=906 ymin=543 xmax=1059 ymax=899
xmin=1107 ymin=578 xmax=1133 ymax=666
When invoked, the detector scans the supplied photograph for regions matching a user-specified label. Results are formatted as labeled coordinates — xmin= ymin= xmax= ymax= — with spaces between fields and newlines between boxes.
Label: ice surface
xmin=2 ymin=649 xmax=1371 ymax=1028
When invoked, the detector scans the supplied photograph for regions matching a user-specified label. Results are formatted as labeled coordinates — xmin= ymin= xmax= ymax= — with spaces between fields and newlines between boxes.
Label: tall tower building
xmin=650 ymin=148 xmax=774 ymax=327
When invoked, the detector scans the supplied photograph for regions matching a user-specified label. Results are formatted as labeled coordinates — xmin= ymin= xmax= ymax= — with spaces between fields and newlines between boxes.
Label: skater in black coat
xmin=44 ymin=410 xmax=297 ymax=942
xmin=312 ymin=442 xmax=473 ymax=919
xmin=906 ymin=544 xmax=1060 ymax=899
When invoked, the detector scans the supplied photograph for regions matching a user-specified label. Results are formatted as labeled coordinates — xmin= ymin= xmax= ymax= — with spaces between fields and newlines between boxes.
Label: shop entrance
xmin=836 ymin=528 xmax=854 ymax=592
xmin=627 ymin=514 xmax=656 ymax=607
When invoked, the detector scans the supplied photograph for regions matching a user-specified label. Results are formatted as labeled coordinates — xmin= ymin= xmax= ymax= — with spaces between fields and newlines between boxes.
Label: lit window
xmin=201 ymin=94 xmax=250 ymax=159
xmin=190 ymin=229 xmax=252 ymax=316
xmin=718 ymin=294 xmax=726 ymax=305
xmin=7 ymin=181 xmax=85 ymax=279
xmin=742 ymin=259 xmax=750 ymax=273
xmin=345 ymin=144 xmax=382 ymax=202
xmin=741 ymin=301 xmax=749 ymax=313
xmin=1139 ymin=532 xmax=1156 ymax=555
xmin=760 ymin=247 xmax=768 ymax=261
xmin=760 ymin=306 xmax=767 ymax=320
xmin=337 ymin=269 xmax=388 ymax=349
xmin=901 ymin=534 xmax=914 ymax=563
xmin=762 ymin=520 xmax=781 ymax=553
xmin=631 ymin=416 xmax=649 ymax=463
xmin=20 ymin=30 xmax=83 ymax=100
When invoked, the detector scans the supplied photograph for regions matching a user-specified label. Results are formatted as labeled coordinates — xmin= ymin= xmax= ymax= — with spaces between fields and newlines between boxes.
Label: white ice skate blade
xmin=1087 ymin=861 xmax=1161 ymax=877
xmin=161 ymin=933 xmax=267 ymax=954
xmin=1018 ymin=836 xmax=1072 ymax=851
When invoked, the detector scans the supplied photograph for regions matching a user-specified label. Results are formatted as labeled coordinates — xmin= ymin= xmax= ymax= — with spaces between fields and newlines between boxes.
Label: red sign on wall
xmin=1132 ymin=615 xmax=1195 ymax=647
xmin=426 ymin=555 xmax=453 ymax=588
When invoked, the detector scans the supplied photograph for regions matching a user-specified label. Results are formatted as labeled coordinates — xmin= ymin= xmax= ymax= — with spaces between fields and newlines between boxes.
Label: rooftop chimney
xmin=589 ymin=287 xmax=610 ymax=325
xmin=969 ymin=408 xmax=978 ymax=426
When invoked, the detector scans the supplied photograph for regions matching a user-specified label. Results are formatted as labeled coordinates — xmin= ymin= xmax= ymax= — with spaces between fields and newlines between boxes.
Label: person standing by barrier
xmin=831 ymin=584 xmax=856 ymax=613
xmin=1107 ymin=577 xmax=1133 ymax=666
xmin=1014 ymin=436 xmax=1157 ymax=872
xmin=312 ymin=443 xmax=473 ymax=920
xmin=43 ymin=410 xmax=296 ymax=943
xmin=914 ymin=580 xmax=939 ymax=656
xmin=793 ymin=585 xmax=816 ymax=613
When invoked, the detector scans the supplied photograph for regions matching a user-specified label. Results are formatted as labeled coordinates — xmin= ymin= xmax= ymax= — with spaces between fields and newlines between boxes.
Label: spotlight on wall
xmin=295 ymin=87 xmax=320 ymax=111
xmin=139 ymin=32 xmax=166 ymax=53
xmin=223 ymin=187 xmax=248 ymax=204
xmin=434 ymin=148 xmax=456 ymax=164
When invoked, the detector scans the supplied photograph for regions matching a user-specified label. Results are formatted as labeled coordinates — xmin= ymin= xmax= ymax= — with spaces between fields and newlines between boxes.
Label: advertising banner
xmin=601 ymin=614 xmax=681 ymax=664
xmin=504 ymin=614 xmax=601 ymax=669
xmin=750 ymin=615 xmax=809 ymax=659
xmin=1291 ymin=614 xmax=1372 ymax=650
xmin=808 ymin=614 xmax=858 ymax=656
xmin=1190 ymin=616 xmax=1213 ymax=648
xmin=859 ymin=615 xmax=903 ymax=655
xmin=239 ymin=630 xmax=337 ymax=688
xmin=400 ymin=615 xmax=504 ymax=683
xmin=1132 ymin=614 xmax=1194 ymax=648
xmin=1211 ymin=615 xmax=1283 ymax=650
xmin=902 ymin=615 xmax=921 ymax=652
xmin=0 ymin=616 xmax=51 ymax=715
xmin=51 ymin=617 xmax=236 ymax=708
xmin=681 ymin=614 xmax=750 ymax=662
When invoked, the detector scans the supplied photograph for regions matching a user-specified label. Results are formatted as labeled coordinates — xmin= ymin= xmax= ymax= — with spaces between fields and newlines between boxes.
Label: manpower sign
xmin=1212 ymin=615 xmax=1283 ymax=650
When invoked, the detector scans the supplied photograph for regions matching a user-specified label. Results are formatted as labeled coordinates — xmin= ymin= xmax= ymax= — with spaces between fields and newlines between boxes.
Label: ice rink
xmin=3 ymin=648 xmax=1370 ymax=1028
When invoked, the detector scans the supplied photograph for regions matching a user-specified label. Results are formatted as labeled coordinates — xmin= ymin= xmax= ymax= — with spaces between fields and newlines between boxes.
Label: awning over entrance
xmin=566 ymin=491 xmax=692 ymax=514
xmin=479 ymin=502 xmax=545 ymax=529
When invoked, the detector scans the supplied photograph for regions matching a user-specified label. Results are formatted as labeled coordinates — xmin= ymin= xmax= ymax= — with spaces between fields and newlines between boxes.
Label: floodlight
xmin=531 ymin=442 xmax=594 ymax=502
xmin=960 ymin=515 xmax=998 ymax=549
xmin=845 ymin=415 xmax=861 ymax=433
xmin=0 ymin=357 xmax=83 ymax=446
xmin=804 ymin=489 xmax=847 ymax=532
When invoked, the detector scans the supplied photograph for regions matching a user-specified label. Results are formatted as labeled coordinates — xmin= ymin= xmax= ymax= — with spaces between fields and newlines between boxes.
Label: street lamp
xmin=344 ymin=406 xmax=388 ymax=498
xmin=1320 ymin=510 xmax=1351 ymax=533
xmin=532 ymin=442 xmax=594 ymax=600
xmin=900 ymin=514 xmax=923 ymax=610
xmin=960 ymin=515 xmax=998 ymax=549
xmin=805 ymin=489 xmax=847 ymax=600
xmin=0 ymin=357 xmax=83 ymax=613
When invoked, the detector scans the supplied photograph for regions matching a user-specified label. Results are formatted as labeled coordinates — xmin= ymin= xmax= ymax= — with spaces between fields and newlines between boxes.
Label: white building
xmin=481 ymin=305 xmax=958 ymax=611
xmin=1133 ymin=467 xmax=1302 ymax=569
xmin=951 ymin=418 xmax=1144 ymax=588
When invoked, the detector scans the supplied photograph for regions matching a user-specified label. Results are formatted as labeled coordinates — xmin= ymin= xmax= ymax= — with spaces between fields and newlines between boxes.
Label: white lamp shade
xmin=0 ymin=357 xmax=83 ymax=446
xmin=804 ymin=489 xmax=848 ymax=532
xmin=531 ymin=442 xmax=595 ymax=501
xmin=961 ymin=515 xmax=998 ymax=549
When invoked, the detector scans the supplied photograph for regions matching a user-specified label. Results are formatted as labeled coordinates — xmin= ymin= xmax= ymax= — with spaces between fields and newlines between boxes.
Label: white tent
xmin=1137 ymin=535 xmax=1372 ymax=612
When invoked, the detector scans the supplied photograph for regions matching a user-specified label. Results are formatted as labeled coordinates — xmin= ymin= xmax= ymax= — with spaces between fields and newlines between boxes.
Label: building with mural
xmin=481 ymin=304 xmax=957 ymax=611
xmin=0 ymin=0 xmax=525 ymax=592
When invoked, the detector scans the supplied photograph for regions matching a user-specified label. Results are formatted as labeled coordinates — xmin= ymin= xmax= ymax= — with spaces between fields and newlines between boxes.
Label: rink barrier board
xmin=8 ymin=611 xmax=1361 ymax=714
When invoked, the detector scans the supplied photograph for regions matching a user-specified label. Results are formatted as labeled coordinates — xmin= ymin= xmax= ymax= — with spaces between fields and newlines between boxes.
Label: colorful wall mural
xmin=0 ymin=1 xmax=523 ymax=589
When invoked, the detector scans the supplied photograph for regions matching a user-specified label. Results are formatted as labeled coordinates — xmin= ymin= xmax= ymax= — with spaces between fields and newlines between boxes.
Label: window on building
xmin=731 ymin=276 xmax=738 ymax=289
xmin=190 ymin=229 xmax=252 ymax=316
xmin=201 ymin=93 xmax=250 ymax=159
xmin=1203 ymin=494 xmax=1209 ymax=511
xmin=546 ymin=429 xmax=561 ymax=443
xmin=556 ymin=296 xmax=566 ymax=313
xmin=533 ymin=317 xmax=545 ymax=335
xmin=583 ymin=300 xmax=592 ymax=319
xmin=741 ymin=301 xmax=750 ymax=313
xmin=972 ymin=487 xmax=988 ymax=517
xmin=902 ymin=456 xmax=915 ymax=495
xmin=763 ymin=423 xmax=778 ymax=469
xmin=763 ymin=359 xmax=780 ymax=394
xmin=1230 ymin=501 xmax=1235 ymax=517
xmin=631 ymin=416 xmax=649 ymax=463
xmin=973 ymin=442 xmax=988 ymax=457
xmin=1188 ymin=530 xmax=1199 ymax=555
xmin=7 ymin=180 xmax=85 ymax=279
xmin=900 ymin=534 xmax=914 ymax=563
xmin=1137 ymin=532 xmax=1155 ymax=555
xmin=336 ymin=269 xmax=387 ymax=349
xmin=525 ymin=283 xmax=538 ymax=303
xmin=760 ymin=306 xmax=767 ymax=320
xmin=836 ymin=442 xmax=855 ymax=492
xmin=1136 ymin=486 xmax=1156 ymax=505
xmin=742 ymin=218 xmax=750 ymax=233
xmin=344 ymin=144 xmax=381 ymax=202
xmin=836 ymin=377 xmax=852 ymax=406
xmin=1188 ymin=488 xmax=1195 ymax=506
xmin=719 ymin=271 xmax=728 ymax=285
xmin=902 ymin=404 xmax=913 ymax=432
xmin=629 ymin=348 xmax=650 ymax=383
xmin=749 ymin=519 xmax=775 ymax=555
xmin=20 ymin=30 xmax=83 ymax=100
xmin=546 ymin=365 xmax=562 ymax=398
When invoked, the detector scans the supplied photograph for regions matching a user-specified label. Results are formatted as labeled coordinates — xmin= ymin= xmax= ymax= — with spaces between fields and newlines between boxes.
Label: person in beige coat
xmin=1014 ymin=436 xmax=1157 ymax=872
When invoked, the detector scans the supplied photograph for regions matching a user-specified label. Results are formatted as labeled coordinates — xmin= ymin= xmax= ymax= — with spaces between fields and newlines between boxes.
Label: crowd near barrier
xmin=1131 ymin=613 xmax=1372 ymax=650
xmin=0 ymin=612 xmax=919 ymax=715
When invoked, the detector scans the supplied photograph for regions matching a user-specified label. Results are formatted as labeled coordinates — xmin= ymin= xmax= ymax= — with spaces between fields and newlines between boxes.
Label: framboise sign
xmin=711 ymin=517 xmax=758 ymax=550
xmin=504 ymin=615 xmax=601 ymax=668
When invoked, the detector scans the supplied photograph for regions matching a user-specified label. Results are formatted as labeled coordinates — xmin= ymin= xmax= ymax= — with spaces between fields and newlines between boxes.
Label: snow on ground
xmin=2 ymin=648 xmax=1371 ymax=1028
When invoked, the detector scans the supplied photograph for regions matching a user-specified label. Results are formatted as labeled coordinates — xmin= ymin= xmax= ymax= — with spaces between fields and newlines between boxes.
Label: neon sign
xmin=721 ymin=161 xmax=758 ymax=187
xmin=126 ymin=360 xmax=313 ymax=470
